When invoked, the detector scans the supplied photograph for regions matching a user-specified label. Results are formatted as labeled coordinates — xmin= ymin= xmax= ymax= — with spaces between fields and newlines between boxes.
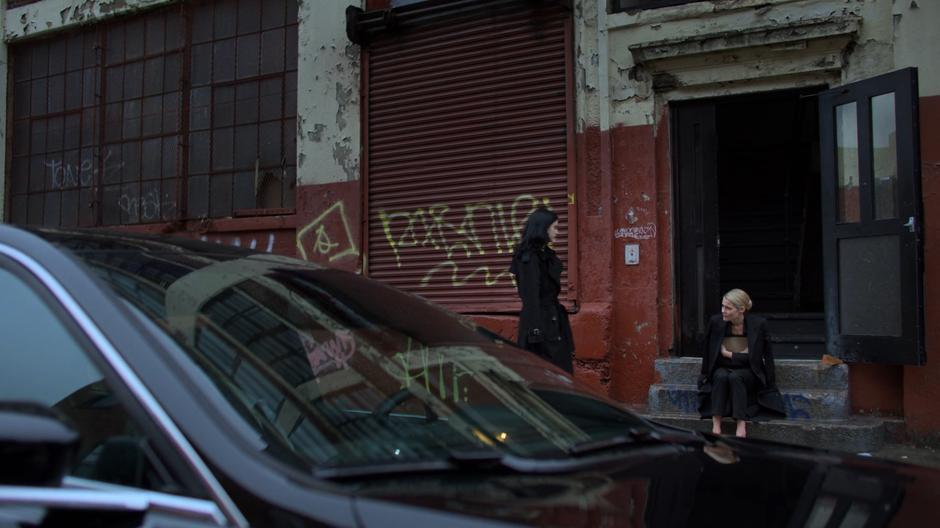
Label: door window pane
xmin=835 ymin=103 xmax=860 ymax=223
xmin=0 ymin=263 xmax=185 ymax=494
xmin=872 ymin=92 xmax=897 ymax=220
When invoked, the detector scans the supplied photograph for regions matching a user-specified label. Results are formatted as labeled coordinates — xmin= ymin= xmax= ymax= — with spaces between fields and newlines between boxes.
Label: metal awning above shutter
xmin=364 ymin=0 xmax=573 ymax=312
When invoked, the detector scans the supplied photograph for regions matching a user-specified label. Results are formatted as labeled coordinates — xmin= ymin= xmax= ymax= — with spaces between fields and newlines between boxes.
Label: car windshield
xmin=46 ymin=231 xmax=649 ymax=472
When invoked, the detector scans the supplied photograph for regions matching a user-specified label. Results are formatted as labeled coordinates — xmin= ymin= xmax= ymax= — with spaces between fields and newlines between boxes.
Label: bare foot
xmin=735 ymin=422 xmax=747 ymax=438
xmin=712 ymin=417 xmax=723 ymax=435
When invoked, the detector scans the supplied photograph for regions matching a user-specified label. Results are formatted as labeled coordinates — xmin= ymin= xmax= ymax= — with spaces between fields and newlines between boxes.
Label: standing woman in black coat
xmin=697 ymin=288 xmax=786 ymax=438
xmin=510 ymin=207 xmax=574 ymax=373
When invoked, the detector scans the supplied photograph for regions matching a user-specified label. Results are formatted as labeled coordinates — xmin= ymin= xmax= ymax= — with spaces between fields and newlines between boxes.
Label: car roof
xmin=23 ymin=226 xmax=263 ymax=259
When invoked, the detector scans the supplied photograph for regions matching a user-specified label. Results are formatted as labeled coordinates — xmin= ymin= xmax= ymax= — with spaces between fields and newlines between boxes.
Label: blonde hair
xmin=723 ymin=289 xmax=753 ymax=313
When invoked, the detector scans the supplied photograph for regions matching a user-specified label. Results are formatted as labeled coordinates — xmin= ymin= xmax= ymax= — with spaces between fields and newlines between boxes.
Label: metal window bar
xmin=7 ymin=0 xmax=298 ymax=227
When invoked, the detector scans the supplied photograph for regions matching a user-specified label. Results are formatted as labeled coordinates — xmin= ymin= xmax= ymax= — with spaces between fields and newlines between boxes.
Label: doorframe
xmin=670 ymin=86 xmax=827 ymax=357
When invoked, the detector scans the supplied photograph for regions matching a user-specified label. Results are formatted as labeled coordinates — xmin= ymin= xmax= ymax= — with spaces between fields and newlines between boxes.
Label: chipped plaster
xmin=574 ymin=0 xmax=600 ymax=132
xmin=4 ymin=0 xmax=362 ymax=187
xmin=594 ymin=0 xmax=936 ymax=128
xmin=5 ymin=0 xmax=174 ymax=41
xmin=296 ymin=2 xmax=361 ymax=185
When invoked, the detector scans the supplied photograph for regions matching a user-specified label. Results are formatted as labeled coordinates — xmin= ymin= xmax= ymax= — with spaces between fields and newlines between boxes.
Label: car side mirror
xmin=0 ymin=402 xmax=79 ymax=487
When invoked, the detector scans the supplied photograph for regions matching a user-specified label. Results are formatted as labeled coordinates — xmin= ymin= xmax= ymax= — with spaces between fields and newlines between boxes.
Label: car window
xmin=0 ymin=261 xmax=187 ymax=495
xmin=50 ymin=241 xmax=650 ymax=472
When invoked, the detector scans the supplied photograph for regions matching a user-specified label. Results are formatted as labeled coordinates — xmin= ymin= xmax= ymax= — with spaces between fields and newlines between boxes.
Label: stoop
xmin=643 ymin=357 xmax=887 ymax=453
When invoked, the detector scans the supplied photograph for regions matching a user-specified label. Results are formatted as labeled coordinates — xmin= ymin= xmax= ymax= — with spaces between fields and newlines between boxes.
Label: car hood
xmin=349 ymin=438 xmax=940 ymax=527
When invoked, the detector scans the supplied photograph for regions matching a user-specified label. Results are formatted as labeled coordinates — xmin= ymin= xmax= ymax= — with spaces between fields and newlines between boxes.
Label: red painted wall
xmin=654 ymin=108 xmax=677 ymax=361
xmin=849 ymin=364 xmax=903 ymax=416
xmin=904 ymin=94 xmax=940 ymax=439
xmin=608 ymin=123 xmax=661 ymax=404
xmin=110 ymin=182 xmax=362 ymax=272
xmin=295 ymin=181 xmax=362 ymax=273
xmin=473 ymin=116 xmax=675 ymax=405
xmin=571 ymin=125 xmax=615 ymax=396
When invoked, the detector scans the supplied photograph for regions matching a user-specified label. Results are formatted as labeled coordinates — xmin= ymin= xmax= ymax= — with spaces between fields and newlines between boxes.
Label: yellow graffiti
xmin=568 ymin=192 xmax=576 ymax=205
xmin=312 ymin=225 xmax=339 ymax=255
xmin=420 ymin=262 xmax=515 ymax=288
xmin=377 ymin=194 xmax=557 ymax=288
xmin=379 ymin=194 xmax=551 ymax=278
xmin=296 ymin=201 xmax=359 ymax=262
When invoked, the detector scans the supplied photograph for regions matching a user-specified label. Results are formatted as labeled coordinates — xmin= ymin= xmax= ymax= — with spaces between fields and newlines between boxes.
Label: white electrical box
xmin=624 ymin=244 xmax=639 ymax=265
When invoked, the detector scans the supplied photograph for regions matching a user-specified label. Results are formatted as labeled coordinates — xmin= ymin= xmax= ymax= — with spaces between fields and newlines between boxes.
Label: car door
xmin=818 ymin=67 xmax=924 ymax=364
xmin=0 ymin=250 xmax=239 ymax=527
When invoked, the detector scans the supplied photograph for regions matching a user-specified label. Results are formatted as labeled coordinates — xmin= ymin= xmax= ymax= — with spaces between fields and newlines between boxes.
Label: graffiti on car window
xmin=302 ymin=330 xmax=356 ymax=376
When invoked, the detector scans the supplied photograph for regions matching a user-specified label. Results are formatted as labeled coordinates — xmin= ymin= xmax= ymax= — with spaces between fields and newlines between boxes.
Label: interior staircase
xmin=764 ymin=312 xmax=826 ymax=359
xmin=643 ymin=357 xmax=890 ymax=453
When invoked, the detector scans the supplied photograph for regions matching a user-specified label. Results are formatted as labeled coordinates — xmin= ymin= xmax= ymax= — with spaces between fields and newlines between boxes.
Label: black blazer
xmin=511 ymin=246 xmax=573 ymax=372
xmin=699 ymin=313 xmax=776 ymax=387
xmin=697 ymin=313 xmax=786 ymax=419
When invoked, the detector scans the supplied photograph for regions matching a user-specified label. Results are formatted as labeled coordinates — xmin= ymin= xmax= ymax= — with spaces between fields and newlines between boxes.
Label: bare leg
xmin=735 ymin=420 xmax=747 ymax=438
xmin=712 ymin=416 xmax=722 ymax=435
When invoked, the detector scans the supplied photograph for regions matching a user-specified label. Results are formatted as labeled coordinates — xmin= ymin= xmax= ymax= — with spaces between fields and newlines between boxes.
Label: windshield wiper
xmin=312 ymin=448 xmax=508 ymax=481
xmin=566 ymin=427 xmax=667 ymax=456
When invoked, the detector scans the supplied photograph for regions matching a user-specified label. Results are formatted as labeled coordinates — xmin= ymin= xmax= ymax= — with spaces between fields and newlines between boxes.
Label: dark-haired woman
xmin=509 ymin=207 xmax=574 ymax=373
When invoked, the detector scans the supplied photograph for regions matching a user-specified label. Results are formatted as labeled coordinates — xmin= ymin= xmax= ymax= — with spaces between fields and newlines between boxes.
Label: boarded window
xmin=7 ymin=0 xmax=298 ymax=227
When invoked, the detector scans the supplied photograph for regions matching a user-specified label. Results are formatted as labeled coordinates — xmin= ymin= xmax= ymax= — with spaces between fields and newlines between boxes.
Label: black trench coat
xmin=697 ymin=314 xmax=787 ymax=420
xmin=511 ymin=247 xmax=574 ymax=372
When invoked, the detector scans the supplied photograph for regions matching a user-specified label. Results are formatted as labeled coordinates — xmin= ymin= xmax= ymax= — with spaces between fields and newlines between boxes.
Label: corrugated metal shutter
xmin=365 ymin=0 xmax=572 ymax=312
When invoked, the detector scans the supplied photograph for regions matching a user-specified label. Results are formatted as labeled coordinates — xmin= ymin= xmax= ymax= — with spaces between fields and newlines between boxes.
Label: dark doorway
xmin=716 ymin=91 xmax=823 ymax=312
xmin=674 ymin=87 xmax=824 ymax=358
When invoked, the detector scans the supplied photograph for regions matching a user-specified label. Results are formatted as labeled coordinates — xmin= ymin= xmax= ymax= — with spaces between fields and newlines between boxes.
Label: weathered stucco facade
xmin=569 ymin=0 xmax=940 ymax=438
xmin=2 ymin=0 xmax=939 ymax=439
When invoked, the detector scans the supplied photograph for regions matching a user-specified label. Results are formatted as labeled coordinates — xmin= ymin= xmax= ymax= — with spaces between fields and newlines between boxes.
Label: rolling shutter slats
xmin=366 ymin=1 xmax=570 ymax=311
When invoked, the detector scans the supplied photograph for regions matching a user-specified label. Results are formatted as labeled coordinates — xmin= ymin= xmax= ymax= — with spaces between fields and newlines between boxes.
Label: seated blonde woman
xmin=697 ymin=289 xmax=786 ymax=438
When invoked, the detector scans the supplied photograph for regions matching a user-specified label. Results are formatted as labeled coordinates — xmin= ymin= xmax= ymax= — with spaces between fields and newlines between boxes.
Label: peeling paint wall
xmin=892 ymin=0 xmax=940 ymax=97
xmin=296 ymin=1 xmax=361 ymax=185
xmin=5 ymin=0 xmax=175 ymax=40
xmin=575 ymin=0 xmax=940 ymax=410
xmin=2 ymin=0 xmax=362 ymax=189
xmin=596 ymin=0 xmax=938 ymax=129
xmin=606 ymin=0 xmax=860 ymax=127
xmin=1 ymin=0 xmax=363 ymax=269
xmin=574 ymin=0 xmax=601 ymax=132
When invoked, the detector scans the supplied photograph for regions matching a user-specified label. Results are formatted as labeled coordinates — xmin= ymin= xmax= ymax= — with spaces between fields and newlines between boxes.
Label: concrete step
xmin=654 ymin=357 xmax=847 ymax=390
xmin=648 ymin=383 xmax=848 ymax=419
xmin=769 ymin=341 xmax=826 ymax=359
xmin=644 ymin=412 xmax=886 ymax=453
xmin=763 ymin=312 xmax=825 ymax=335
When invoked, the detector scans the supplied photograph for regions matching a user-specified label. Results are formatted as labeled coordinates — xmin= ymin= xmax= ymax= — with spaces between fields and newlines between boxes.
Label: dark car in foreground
xmin=0 ymin=225 xmax=938 ymax=527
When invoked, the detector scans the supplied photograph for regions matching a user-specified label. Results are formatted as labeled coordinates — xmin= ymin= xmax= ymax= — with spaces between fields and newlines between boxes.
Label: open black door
xmin=818 ymin=67 xmax=924 ymax=364
xmin=673 ymin=104 xmax=719 ymax=356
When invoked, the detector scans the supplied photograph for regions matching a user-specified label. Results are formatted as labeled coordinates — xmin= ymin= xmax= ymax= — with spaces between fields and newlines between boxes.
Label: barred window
xmin=7 ymin=0 xmax=298 ymax=227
